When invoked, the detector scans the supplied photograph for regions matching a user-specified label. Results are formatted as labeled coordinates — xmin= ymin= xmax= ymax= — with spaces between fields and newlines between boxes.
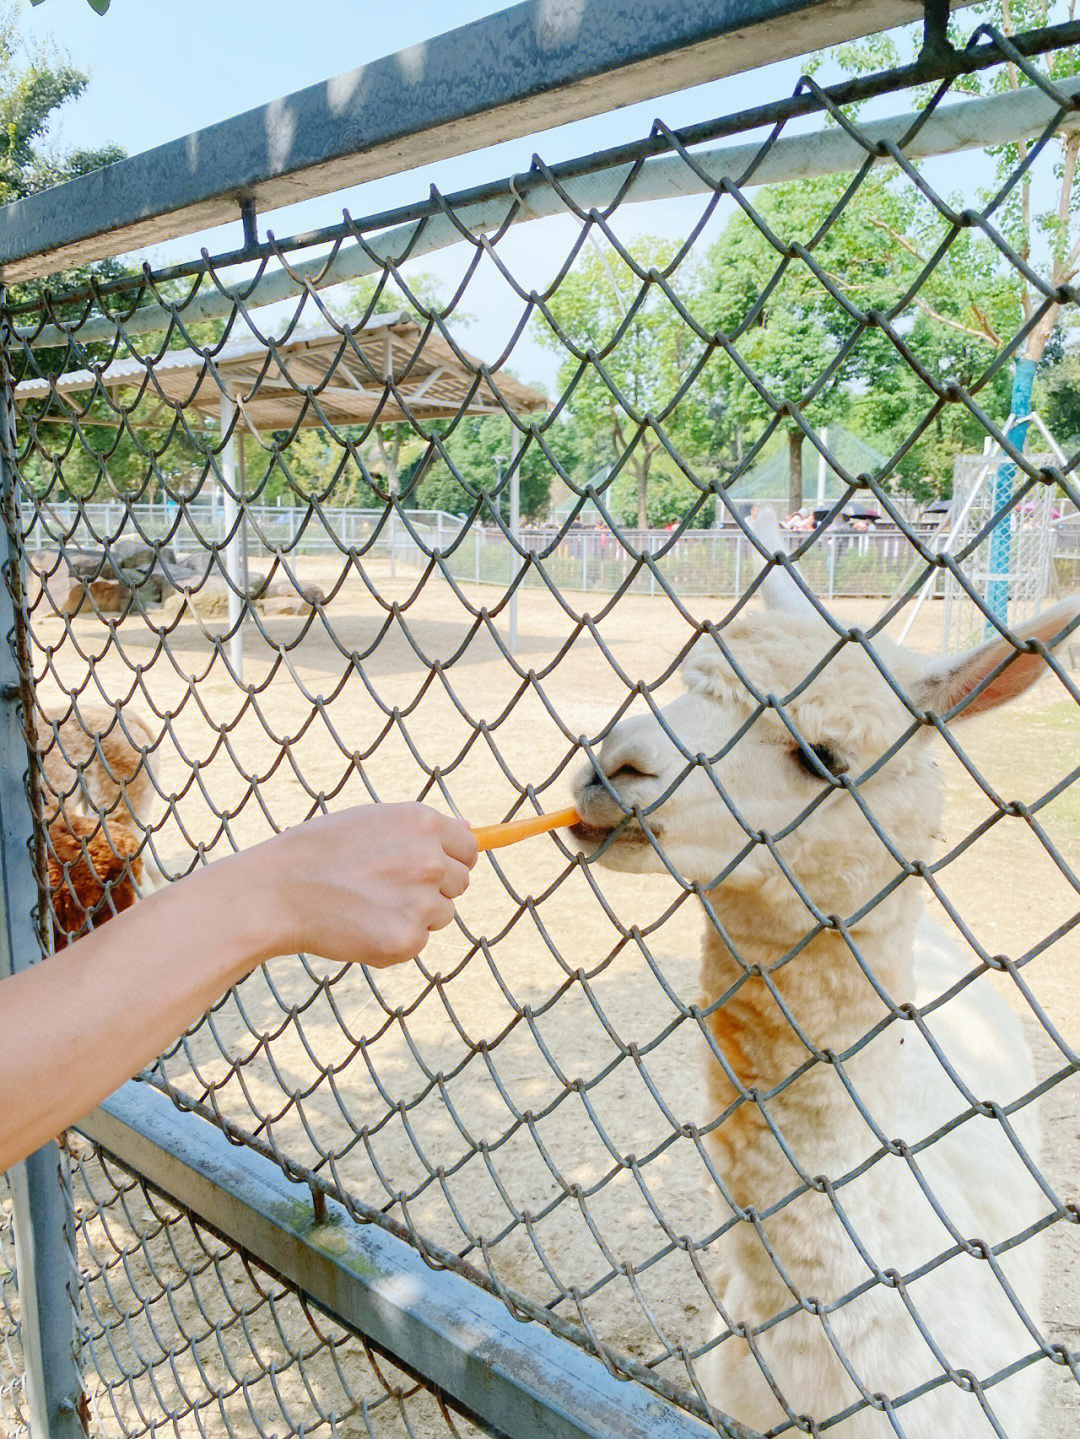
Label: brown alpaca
xmin=35 ymin=704 xmax=156 ymax=827
xmin=47 ymin=814 xmax=142 ymax=950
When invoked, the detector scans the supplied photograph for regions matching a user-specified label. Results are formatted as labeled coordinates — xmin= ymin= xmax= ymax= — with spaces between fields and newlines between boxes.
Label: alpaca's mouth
xmin=569 ymin=816 xmax=660 ymax=847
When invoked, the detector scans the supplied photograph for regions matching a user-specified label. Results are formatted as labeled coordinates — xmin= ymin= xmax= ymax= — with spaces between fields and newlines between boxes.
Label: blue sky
xmin=16 ymin=0 xmax=829 ymax=387
xmin=13 ymin=0 xmax=1027 ymax=392
xmin=19 ymin=0 xmax=818 ymax=256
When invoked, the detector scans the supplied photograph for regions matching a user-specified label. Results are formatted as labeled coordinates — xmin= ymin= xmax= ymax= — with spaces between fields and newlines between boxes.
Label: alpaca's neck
xmin=701 ymin=884 xmax=919 ymax=1077
xmin=699 ymin=881 xmax=920 ymax=1200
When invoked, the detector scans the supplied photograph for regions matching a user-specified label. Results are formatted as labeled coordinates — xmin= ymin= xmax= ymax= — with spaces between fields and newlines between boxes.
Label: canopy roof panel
xmin=15 ymin=311 xmax=548 ymax=432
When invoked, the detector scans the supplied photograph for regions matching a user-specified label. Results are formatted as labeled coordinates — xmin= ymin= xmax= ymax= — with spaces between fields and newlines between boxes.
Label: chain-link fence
xmin=0 ymin=1171 xmax=23 ymax=1434
xmin=1 ymin=6 xmax=1079 ymax=1438
xmin=65 ymin=1134 xmax=487 ymax=1439
xmin=24 ymin=501 xmax=943 ymax=600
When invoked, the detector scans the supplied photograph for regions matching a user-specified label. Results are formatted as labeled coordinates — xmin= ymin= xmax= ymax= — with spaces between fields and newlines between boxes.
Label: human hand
xmin=250 ymin=803 xmax=478 ymax=969
xmin=0 ymin=804 xmax=476 ymax=1172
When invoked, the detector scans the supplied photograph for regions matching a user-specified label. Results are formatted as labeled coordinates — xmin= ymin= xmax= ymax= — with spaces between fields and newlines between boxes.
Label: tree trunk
xmin=787 ymin=427 xmax=804 ymax=514
xmin=375 ymin=427 xmax=400 ymax=501
xmin=637 ymin=467 xmax=648 ymax=530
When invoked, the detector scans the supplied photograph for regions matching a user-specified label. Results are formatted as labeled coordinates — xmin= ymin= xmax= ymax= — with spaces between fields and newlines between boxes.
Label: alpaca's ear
xmin=749 ymin=510 xmax=825 ymax=624
xmin=909 ymin=599 xmax=1079 ymax=719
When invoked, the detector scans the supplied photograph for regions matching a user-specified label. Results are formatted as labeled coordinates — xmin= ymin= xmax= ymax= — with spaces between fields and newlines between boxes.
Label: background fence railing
xmin=28 ymin=499 xmax=1061 ymax=602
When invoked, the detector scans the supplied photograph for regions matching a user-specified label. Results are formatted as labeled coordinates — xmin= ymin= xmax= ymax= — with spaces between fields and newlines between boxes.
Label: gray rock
xmin=264 ymin=578 xmax=325 ymax=605
xmin=162 ymin=561 xmax=212 ymax=592
xmin=61 ymin=548 xmax=111 ymax=581
xmin=119 ymin=568 xmax=166 ymax=605
xmin=110 ymin=538 xmax=158 ymax=570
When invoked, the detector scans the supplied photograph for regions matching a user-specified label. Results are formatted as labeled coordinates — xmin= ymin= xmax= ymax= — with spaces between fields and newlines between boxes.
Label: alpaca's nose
xmin=604 ymin=760 xmax=658 ymax=784
xmin=577 ymin=753 xmax=656 ymax=795
xmin=573 ymin=749 xmax=659 ymax=818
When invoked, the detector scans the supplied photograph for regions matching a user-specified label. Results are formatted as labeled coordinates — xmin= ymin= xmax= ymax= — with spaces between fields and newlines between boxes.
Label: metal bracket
xmin=238 ymin=196 xmax=259 ymax=252
xmin=920 ymin=0 xmax=954 ymax=69
xmin=78 ymin=1083 xmax=752 ymax=1439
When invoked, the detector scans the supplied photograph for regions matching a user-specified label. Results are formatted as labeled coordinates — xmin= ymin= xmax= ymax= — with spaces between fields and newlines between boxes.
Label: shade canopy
xmin=15 ymin=311 xmax=548 ymax=432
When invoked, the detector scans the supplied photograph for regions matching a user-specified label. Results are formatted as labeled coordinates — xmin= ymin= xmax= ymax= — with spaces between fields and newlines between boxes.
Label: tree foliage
xmin=697 ymin=164 xmax=1029 ymax=502
xmin=531 ymin=11 xmax=1080 ymax=515
xmin=0 ymin=7 xmax=121 ymax=222
xmin=404 ymin=413 xmax=565 ymax=522
xmin=807 ymin=1 xmax=1080 ymax=486
xmin=538 ymin=238 xmax=723 ymax=528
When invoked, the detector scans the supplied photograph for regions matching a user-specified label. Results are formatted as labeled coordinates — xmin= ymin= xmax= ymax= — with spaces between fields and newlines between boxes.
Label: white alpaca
xmin=570 ymin=572 xmax=1076 ymax=1438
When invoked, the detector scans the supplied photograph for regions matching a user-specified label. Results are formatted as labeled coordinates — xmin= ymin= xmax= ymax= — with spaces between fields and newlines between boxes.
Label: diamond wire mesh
xmin=64 ymin=1139 xmax=485 ymax=1439
xmin=1 ymin=19 xmax=1079 ymax=1439
xmin=0 ymin=1170 xmax=25 ymax=1435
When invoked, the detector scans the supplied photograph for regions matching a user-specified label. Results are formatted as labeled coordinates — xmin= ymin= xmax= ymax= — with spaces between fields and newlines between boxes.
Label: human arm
xmin=0 ymin=802 xmax=477 ymax=1172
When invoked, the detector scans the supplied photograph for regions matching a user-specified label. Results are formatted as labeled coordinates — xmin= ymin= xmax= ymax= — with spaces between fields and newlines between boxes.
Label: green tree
xmin=539 ymin=238 xmax=720 ymax=528
xmin=818 ymin=3 xmax=1080 ymax=467
xmin=1038 ymin=317 xmax=1080 ymax=444
xmin=0 ymin=5 xmax=149 ymax=501
xmin=0 ymin=6 xmax=122 ymax=263
xmin=699 ymin=163 xmax=1025 ymax=502
xmin=815 ymin=3 xmax=1080 ymax=620
xmin=407 ymin=408 xmax=568 ymax=522
xmin=606 ymin=464 xmax=716 ymax=528
xmin=693 ymin=8 xmax=1080 ymax=508
xmin=700 ymin=189 xmax=855 ymax=513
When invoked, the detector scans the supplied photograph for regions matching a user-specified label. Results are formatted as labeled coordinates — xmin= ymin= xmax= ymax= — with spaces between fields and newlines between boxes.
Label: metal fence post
xmin=508 ymin=432 xmax=521 ymax=653
xmin=219 ymin=391 xmax=244 ymax=683
xmin=0 ymin=326 xmax=85 ymax=1439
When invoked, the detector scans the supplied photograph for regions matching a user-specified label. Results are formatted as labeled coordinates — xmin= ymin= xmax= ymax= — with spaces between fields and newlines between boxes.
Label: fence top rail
xmin=0 ymin=0 xmax=979 ymax=284
xmin=79 ymin=1082 xmax=739 ymax=1439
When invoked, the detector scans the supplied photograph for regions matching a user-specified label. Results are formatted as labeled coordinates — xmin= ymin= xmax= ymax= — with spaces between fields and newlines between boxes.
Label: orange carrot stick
xmin=471 ymin=807 xmax=581 ymax=852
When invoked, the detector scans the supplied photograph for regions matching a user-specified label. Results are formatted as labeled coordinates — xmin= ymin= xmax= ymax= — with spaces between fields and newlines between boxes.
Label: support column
xmin=508 ymin=429 xmax=521 ymax=654
xmin=219 ymin=392 xmax=244 ymax=682
xmin=817 ymin=427 xmax=828 ymax=507
xmin=0 ymin=321 xmax=85 ymax=1439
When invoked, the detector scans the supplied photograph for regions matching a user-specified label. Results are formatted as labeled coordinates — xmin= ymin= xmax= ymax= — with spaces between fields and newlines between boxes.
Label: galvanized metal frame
xmin=0 ymin=343 xmax=84 ymax=1438
xmin=18 ymin=63 xmax=1080 ymax=358
xmin=77 ymin=1083 xmax=747 ymax=1439
xmin=0 ymin=0 xmax=980 ymax=283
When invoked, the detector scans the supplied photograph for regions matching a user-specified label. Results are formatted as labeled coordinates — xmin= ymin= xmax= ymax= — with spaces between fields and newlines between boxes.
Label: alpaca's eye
xmin=794 ymin=742 xmax=849 ymax=780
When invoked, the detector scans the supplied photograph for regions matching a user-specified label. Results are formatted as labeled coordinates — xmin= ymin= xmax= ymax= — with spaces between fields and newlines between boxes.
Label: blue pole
xmin=985 ymin=355 xmax=1037 ymax=633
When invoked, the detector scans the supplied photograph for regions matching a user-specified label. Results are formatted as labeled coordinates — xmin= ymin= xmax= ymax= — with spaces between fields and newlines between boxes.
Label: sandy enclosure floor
xmin=22 ymin=557 xmax=1080 ymax=1437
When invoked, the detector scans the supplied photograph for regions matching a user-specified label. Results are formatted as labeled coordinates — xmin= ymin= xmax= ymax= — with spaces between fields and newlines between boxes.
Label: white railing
xmin=25 ymin=500 xmax=1046 ymax=600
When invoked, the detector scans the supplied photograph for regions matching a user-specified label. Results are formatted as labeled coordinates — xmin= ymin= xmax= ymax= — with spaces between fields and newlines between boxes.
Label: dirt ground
xmin=26 ymin=557 xmax=1079 ymax=1437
